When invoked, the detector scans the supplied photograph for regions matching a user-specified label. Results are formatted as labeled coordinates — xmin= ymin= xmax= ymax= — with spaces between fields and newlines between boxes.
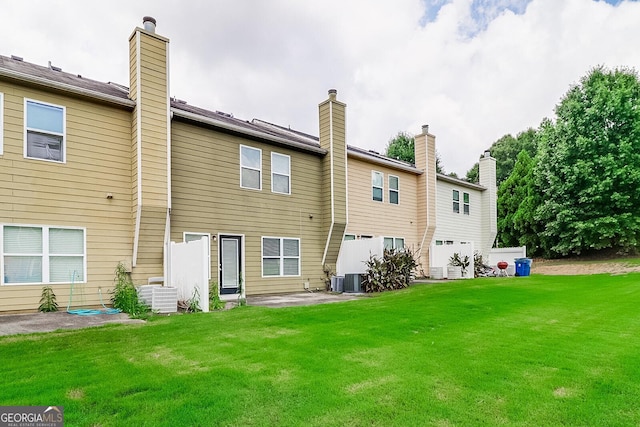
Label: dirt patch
xmin=531 ymin=259 xmax=640 ymax=276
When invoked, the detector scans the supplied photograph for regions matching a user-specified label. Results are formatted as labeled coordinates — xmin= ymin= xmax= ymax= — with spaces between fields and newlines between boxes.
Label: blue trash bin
xmin=514 ymin=258 xmax=532 ymax=277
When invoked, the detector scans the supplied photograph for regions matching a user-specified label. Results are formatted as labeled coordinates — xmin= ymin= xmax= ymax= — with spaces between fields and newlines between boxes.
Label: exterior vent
xmin=344 ymin=274 xmax=362 ymax=293
xmin=11 ymin=55 xmax=23 ymax=61
xmin=138 ymin=285 xmax=178 ymax=313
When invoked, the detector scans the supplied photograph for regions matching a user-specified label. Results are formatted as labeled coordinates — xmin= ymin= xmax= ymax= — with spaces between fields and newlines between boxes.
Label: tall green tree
xmin=385 ymin=132 xmax=415 ymax=163
xmin=497 ymin=150 xmax=542 ymax=253
xmin=536 ymin=66 xmax=640 ymax=256
xmin=465 ymin=128 xmax=537 ymax=184
xmin=385 ymin=131 xmax=444 ymax=173
xmin=497 ymin=150 xmax=533 ymax=247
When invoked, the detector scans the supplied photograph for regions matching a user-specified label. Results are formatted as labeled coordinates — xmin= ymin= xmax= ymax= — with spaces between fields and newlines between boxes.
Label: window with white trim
xmin=25 ymin=99 xmax=65 ymax=162
xmin=463 ymin=192 xmax=470 ymax=215
xmin=0 ymin=92 xmax=4 ymax=155
xmin=383 ymin=237 xmax=405 ymax=250
xmin=271 ymin=152 xmax=291 ymax=194
xmin=452 ymin=190 xmax=460 ymax=213
xmin=372 ymin=171 xmax=383 ymax=202
xmin=184 ymin=232 xmax=211 ymax=280
xmin=2 ymin=225 xmax=85 ymax=285
xmin=240 ymin=145 xmax=261 ymax=190
xmin=389 ymin=175 xmax=399 ymax=205
xmin=262 ymin=237 xmax=300 ymax=277
xmin=343 ymin=234 xmax=356 ymax=241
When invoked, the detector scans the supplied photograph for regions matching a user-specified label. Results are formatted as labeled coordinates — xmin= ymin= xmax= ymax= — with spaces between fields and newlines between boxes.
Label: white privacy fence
xmin=336 ymin=237 xmax=384 ymax=276
xmin=487 ymin=246 xmax=527 ymax=276
xmin=170 ymin=238 xmax=209 ymax=312
xmin=429 ymin=243 xmax=475 ymax=279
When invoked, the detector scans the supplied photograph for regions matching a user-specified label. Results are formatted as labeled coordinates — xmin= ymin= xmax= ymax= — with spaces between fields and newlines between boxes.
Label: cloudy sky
xmin=2 ymin=0 xmax=639 ymax=175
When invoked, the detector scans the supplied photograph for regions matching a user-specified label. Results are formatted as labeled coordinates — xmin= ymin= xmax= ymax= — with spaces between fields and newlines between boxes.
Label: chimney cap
xmin=422 ymin=124 xmax=429 ymax=134
xmin=142 ymin=16 xmax=157 ymax=32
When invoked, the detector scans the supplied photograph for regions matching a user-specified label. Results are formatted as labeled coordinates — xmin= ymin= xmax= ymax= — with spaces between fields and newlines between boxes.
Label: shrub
xmin=209 ymin=280 xmax=225 ymax=311
xmin=361 ymin=248 xmax=417 ymax=293
xmin=449 ymin=253 xmax=470 ymax=275
xmin=110 ymin=262 xmax=149 ymax=318
xmin=38 ymin=286 xmax=58 ymax=312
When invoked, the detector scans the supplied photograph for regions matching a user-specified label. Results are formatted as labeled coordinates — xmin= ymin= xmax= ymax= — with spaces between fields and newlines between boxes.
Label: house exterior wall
xmin=345 ymin=157 xmax=419 ymax=252
xmin=169 ymin=120 xmax=326 ymax=294
xmin=433 ymin=179 xmax=485 ymax=254
xmin=0 ymin=80 xmax=134 ymax=311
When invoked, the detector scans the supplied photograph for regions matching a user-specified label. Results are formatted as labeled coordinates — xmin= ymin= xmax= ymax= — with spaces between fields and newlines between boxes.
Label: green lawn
xmin=2 ymin=274 xmax=640 ymax=426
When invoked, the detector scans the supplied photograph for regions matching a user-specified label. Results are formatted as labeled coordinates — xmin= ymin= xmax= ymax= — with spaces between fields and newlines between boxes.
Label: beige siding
xmin=0 ymin=81 xmax=134 ymax=312
xmin=415 ymin=132 xmax=437 ymax=272
xmin=318 ymin=95 xmax=347 ymax=267
xmin=170 ymin=122 xmax=326 ymax=295
xmin=129 ymin=28 xmax=169 ymax=281
xmin=346 ymin=157 xmax=420 ymax=253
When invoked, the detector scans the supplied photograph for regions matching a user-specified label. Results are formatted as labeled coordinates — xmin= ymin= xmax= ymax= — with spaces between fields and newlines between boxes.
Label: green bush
xmin=361 ymin=248 xmax=417 ymax=293
xmin=110 ymin=263 xmax=149 ymax=318
xmin=209 ymin=280 xmax=225 ymax=311
xmin=38 ymin=286 xmax=59 ymax=312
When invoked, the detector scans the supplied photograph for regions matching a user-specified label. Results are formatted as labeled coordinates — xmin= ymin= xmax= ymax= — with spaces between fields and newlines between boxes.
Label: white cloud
xmin=2 ymin=0 xmax=640 ymax=175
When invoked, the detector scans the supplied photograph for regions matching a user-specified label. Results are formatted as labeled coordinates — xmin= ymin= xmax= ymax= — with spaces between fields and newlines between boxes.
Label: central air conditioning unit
xmin=138 ymin=285 xmax=178 ymax=314
xmin=330 ymin=276 xmax=344 ymax=292
xmin=343 ymin=274 xmax=363 ymax=293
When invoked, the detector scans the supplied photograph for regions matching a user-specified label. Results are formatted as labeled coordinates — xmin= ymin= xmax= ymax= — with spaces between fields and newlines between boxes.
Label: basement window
xmin=25 ymin=99 xmax=65 ymax=163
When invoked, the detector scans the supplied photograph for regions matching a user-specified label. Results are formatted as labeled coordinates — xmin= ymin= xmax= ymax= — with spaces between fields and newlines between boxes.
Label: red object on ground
xmin=497 ymin=261 xmax=508 ymax=270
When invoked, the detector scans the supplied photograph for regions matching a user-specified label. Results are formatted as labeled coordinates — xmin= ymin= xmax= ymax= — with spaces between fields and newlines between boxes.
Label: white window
xmin=262 ymin=237 xmax=300 ymax=277
xmin=24 ymin=99 xmax=65 ymax=163
xmin=2 ymin=225 xmax=85 ymax=285
xmin=383 ymin=237 xmax=405 ymax=250
xmin=463 ymin=192 xmax=470 ymax=215
xmin=389 ymin=175 xmax=399 ymax=205
xmin=0 ymin=92 xmax=4 ymax=155
xmin=184 ymin=232 xmax=211 ymax=280
xmin=372 ymin=171 xmax=383 ymax=202
xmin=271 ymin=152 xmax=291 ymax=194
xmin=343 ymin=234 xmax=356 ymax=241
xmin=452 ymin=190 xmax=460 ymax=213
xmin=240 ymin=145 xmax=261 ymax=190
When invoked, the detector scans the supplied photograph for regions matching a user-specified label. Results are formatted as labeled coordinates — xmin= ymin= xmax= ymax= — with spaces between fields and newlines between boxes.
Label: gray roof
xmin=0 ymin=55 xmax=130 ymax=101
xmin=0 ymin=54 xmax=423 ymax=168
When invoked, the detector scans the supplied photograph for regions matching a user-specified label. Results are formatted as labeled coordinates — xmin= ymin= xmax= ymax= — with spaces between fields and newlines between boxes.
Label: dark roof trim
xmin=437 ymin=173 xmax=486 ymax=191
xmin=0 ymin=67 xmax=136 ymax=109
xmin=347 ymin=146 xmax=423 ymax=175
xmin=171 ymin=108 xmax=328 ymax=156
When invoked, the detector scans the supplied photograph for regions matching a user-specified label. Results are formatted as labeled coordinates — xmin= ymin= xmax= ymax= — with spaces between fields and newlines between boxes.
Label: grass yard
xmin=2 ymin=274 xmax=640 ymax=426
